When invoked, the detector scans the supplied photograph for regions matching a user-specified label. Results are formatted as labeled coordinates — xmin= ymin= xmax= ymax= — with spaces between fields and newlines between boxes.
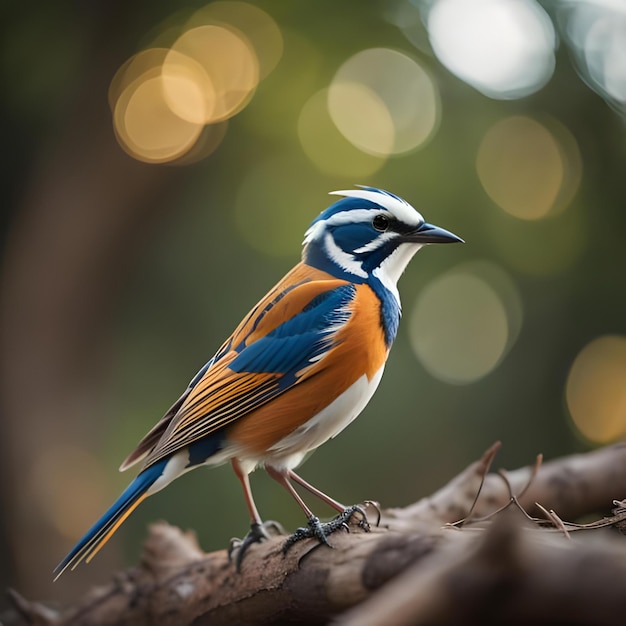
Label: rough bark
xmin=5 ymin=443 xmax=626 ymax=625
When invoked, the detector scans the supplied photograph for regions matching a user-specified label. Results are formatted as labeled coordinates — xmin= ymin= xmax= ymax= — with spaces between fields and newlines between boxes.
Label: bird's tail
xmin=53 ymin=458 xmax=168 ymax=580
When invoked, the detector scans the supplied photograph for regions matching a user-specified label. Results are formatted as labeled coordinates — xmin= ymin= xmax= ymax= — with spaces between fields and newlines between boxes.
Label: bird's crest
xmin=303 ymin=186 xmax=423 ymax=246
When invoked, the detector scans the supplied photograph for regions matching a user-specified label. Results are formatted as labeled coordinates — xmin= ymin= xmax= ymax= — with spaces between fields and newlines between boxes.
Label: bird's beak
xmin=404 ymin=222 xmax=464 ymax=245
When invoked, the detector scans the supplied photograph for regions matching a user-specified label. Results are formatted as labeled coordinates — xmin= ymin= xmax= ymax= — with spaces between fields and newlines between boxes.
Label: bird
xmin=54 ymin=186 xmax=462 ymax=579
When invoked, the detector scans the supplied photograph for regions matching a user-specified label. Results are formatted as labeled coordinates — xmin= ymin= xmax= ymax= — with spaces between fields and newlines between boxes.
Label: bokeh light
xmin=185 ymin=1 xmax=283 ymax=79
xmin=113 ymin=66 xmax=205 ymax=164
xmin=477 ymin=116 xmax=582 ymax=220
xmin=461 ymin=260 xmax=524 ymax=351
xmin=427 ymin=0 xmax=555 ymax=99
xmin=108 ymin=48 xmax=166 ymax=112
xmin=109 ymin=2 xmax=281 ymax=163
xmin=328 ymin=48 xmax=440 ymax=155
xmin=298 ymin=88 xmax=387 ymax=177
xmin=168 ymin=24 xmax=259 ymax=123
xmin=180 ymin=121 xmax=230 ymax=164
xmin=566 ymin=335 xmax=626 ymax=443
xmin=328 ymin=82 xmax=395 ymax=157
xmin=562 ymin=0 xmax=626 ymax=114
xmin=409 ymin=263 xmax=522 ymax=384
xmin=158 ymin=48 xmax=217 ymax=126
xmin=383 ymin=0 xmax=431 ymax=54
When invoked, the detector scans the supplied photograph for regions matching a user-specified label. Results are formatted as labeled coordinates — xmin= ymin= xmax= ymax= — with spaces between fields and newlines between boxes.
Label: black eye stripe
xmin=372 ymin=214 xmax=389 ymax=232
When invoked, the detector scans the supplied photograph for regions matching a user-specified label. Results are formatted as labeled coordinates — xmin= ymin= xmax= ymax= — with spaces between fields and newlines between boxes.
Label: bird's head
xmin=302 ymin=186 xmax=463 ymax=299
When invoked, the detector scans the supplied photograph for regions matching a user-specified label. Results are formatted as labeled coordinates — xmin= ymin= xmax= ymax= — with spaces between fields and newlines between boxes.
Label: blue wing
xmin=136 ymin=281 xmax=357 ymax=467
xmin=229 ymin=285 xmax=354 ymax=377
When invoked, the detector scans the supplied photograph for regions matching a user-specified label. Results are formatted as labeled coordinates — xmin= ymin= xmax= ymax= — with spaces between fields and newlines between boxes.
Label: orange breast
xmin=227 ymin=283 xmax=388 ymax=454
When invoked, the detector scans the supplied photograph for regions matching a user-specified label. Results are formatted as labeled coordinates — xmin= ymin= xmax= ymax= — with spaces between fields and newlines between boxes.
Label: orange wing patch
xmin=143 ymin=355 xmax=279 ymax=465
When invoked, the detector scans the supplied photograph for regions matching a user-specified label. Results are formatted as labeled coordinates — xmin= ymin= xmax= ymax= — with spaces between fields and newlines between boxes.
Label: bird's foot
xmin=362 ymin=499 xmax=382 ymax=527
xmin=229 ymin=520 xmax=285 ymax=571
xmin=282 ymin=505 xmax=371 ymax=554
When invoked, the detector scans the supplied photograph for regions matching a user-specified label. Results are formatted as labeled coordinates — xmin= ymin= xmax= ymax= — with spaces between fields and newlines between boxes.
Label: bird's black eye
xmin=372 ymin=214 xmax=389 ymax=232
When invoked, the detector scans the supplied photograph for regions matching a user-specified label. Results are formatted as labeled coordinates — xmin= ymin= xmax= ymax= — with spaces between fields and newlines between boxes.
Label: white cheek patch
xmin=354 ymin=231 xmax=399 ymax=254
xmin=324 ymin=232 xmax=368 ymax=278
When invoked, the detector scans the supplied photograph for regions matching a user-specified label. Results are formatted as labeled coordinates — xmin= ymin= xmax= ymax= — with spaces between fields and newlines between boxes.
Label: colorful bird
xmin=54 ymin=186 xmax=462 ymax=578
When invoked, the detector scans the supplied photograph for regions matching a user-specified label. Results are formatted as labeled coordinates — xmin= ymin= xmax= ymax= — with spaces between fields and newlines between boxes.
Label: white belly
xmin=259 ymin=365 xmax=385 ymax=471
xmin=144 ymin=364 xmax=384 ymax=496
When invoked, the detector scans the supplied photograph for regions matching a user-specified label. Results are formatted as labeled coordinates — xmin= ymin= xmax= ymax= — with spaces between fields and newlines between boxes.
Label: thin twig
xmin=448 ymin=441 xmax=502 ymax=528
xmin=449 ymin=450 xmax=543 ymax=528
xmin=535 ymin=502 xmax=571 ymax=539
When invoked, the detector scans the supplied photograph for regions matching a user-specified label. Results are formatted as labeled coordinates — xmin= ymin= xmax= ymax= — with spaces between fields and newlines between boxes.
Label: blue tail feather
xmin=53 ymin=458 xmax=167 ymax=579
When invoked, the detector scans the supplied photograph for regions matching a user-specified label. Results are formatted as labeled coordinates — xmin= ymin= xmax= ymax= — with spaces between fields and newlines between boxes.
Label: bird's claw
xmin=283 ymin=516 xmax=329 ymax=553
xmin=282 ymin=505 xmax=371 ymax=554
xmin=229 ymin=520 xmax=285 ymax=571
xmin=344 ymin=504 xmax=371 ymax=531
xmin=362 ymin=500 xmax=382 ymax=527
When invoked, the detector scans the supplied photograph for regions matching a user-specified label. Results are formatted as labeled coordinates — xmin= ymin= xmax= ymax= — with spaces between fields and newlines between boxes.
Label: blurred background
xmin=1 ymin=0 xmax=625 ymax=607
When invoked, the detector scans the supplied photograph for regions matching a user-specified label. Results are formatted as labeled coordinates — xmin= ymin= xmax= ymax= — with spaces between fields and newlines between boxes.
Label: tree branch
xmin=6 ymin=444 xmax=626 ymax=625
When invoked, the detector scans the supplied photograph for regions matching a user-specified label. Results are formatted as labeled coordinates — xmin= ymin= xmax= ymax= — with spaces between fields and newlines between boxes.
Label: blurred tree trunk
xmin=0 ymin=5 xmax=183 ymax=604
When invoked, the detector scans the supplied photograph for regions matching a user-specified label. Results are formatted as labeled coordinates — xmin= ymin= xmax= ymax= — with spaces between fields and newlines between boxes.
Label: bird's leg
xmin=265 ymin=466 xmax=331 ymax=549
xmin=287 ymin=469 xmax=346 ymax=513
xmin=228 ymin=459 xmax=283 ymax=570
xmin=265 ymin=467 xmax=370 ymax=554
xmin=288 ymin=469 xmax=374 ymax=529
